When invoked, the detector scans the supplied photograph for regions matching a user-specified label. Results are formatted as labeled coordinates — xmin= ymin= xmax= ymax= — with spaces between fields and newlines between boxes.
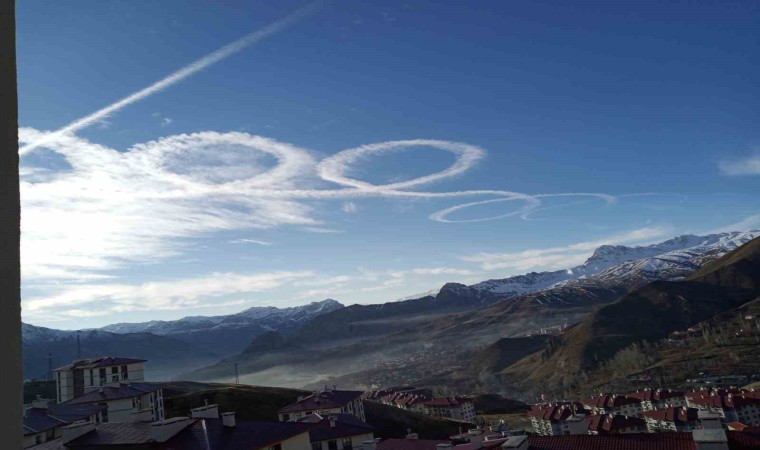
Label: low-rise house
xmin=23 ymin=404 xmax=106 ymax=448
xmin=279 ymin=388 xmax=366 ymax=422
xmin=686 ymin=389 xmax=760 ymax=426
xmin=581 ymin=394 xmax=643 ymax=417
xmin=53 ymin=357 xmax=147 ymax=403
xmin=626 ymin=388 xmax=686 ymax=411
xmin=528 ymin=403 xmax=588 ymax=436
xmin=421 ymin=397 xmax=476 ymax=423
xmin=585 ymin=414 xmax=646 ymax=435
xmin=642 ymin=407 xmax=700 ymax=432
xmin=59 ymin=382 xmax=164 ymax=423
xmin=297 ymin=413 xmax=375 ymax=450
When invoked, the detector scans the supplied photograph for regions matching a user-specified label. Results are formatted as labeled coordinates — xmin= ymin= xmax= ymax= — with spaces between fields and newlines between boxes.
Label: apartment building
xmin=581 ymin=394 xmax=643 ymax=417
xmin=420 ymin=397 xmax=476 ymax=423
xmin=53 ymin=357 xmax=146 ymax=403
xmin=626 ymin=388 xmax=686 ymax=411
xmin=528 ymin=403 xmax=589 ymax=436
xmin=642 ymin=407 xmax=700 ymax=432
xmin=279 ymin=388 xmax=366 ymax=422
xmin=60 ymin=382 xmax=164 ymax=423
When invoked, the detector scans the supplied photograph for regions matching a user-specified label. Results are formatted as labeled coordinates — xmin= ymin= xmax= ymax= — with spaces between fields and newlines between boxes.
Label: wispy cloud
xmin=462 ymin=226 xmax=672 ymax=271
xmin=342 ymin=201 xmax=359 ymax=213
xmin=230 ymin=238 xmax=273 ymax=246
xmin=23 ymin=271 xmax=315 ymax=319
xmin=706 ymin=213 xmax=760 ymax=234
xmin=719 ymin=153 xmax=760 ymax=176
xmin=160 ymin=117 xmax=173 ymax=127
xmin=19 ymin=1 xmax=324 ymax=155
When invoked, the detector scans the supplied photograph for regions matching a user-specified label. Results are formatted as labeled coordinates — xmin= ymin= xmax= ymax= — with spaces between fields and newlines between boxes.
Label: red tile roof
xmin=585 ymin=414 xmax=646 ymax=434
xmin=642 ymin=407 xmax=698 ymax=424
xmin=686 ymin=390 xmax=760 ymax=409
xmin=626 ymin=389 xmax=685 ymax=402
xmin=582 ymin=394 xmax=642 ymax=409
xmin=528 ymin=403 xmax=587 ymax=421
xmin=278 ymin=390 xmax=363 ymax=414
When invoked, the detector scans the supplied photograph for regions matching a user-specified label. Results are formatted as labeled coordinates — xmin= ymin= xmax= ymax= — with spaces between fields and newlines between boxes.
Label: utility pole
xmin=234 ymin=363 xmax=239 ymax=385
xmin=47 ymin=353 xmax=53 ymax=381
xmin=0 ymin=0 xmax=22 ymax=446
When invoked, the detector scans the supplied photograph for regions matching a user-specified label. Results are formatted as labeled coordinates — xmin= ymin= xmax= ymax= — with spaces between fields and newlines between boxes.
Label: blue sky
xmin=17 ymin=0 xmax=760 ymax=329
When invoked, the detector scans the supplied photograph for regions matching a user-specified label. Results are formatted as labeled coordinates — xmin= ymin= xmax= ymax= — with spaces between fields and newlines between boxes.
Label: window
xmin=121 ymin=365 xmax=128 ymax=379
xmin=312 ymin=444 xmax=322 ymax=450
xmin=282 ymin=413 xmax=290 ymax=421
xmin=342 ymin=438 xmax=353 ymax=449
xmin=327 ymin=440 xmax=337 ymax=450
xmin=111 ymin=366 xmax=118 ymax=374
xmin=99 ymin=368 xmax=106 ymax=383
xmin=89 ymin=369 xmax=94 ymax=386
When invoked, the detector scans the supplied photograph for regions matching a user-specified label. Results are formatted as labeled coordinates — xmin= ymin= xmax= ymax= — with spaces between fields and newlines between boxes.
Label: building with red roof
xmin=626 ymin=388 xmax=687 ymax=411
xmin=421 ymin=397 xmax=476 ymax=423
xmin=686 ymin=389 xmax=760 ymax=426
xmin=642 ymin=407 xmax=700 ymax=432
xmin=278 ymin=387 xmax=366 ymax=423
xmin=585 ymin=414 xmax=646 ymax=435
xmin=581 ymin=394 xmax=643 ymax=417
xmin=528 ymin=403 xmax=589 ymax=436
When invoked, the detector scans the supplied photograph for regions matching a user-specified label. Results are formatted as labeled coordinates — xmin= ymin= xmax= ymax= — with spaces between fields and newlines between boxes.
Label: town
xmin=21 ymin=355 xmax=760 ymax=449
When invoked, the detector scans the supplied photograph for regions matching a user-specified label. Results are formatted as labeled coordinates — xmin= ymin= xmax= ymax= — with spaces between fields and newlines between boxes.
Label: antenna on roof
xmin=76 ymin=331 xmax=81 ymax=359
xmin=234 ymin=363 xmax=239 ymax=386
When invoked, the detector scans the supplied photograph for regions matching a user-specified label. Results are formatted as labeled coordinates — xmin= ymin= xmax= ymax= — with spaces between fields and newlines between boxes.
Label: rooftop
xmin=62 ymin=382 xmax=161 ymax=405
xmin=278 ymin=389 xmax=363 ymax=414
xmin=642 ymin=407 xmax=699 ymax=424
xmin=53 ymin=357 xmax=146 ymax=372
xmin=297 ymin=413 xmax=375 ymax=442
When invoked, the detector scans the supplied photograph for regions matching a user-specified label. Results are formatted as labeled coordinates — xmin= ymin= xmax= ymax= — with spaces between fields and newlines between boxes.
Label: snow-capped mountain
xmin=470 ymin=231 xmax=759 ymax=297
xmin=98 ymin=299 xmax=344 ymax=336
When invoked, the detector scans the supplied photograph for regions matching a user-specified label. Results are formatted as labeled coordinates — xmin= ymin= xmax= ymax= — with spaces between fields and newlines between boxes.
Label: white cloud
xmin=342 ymin=201 xmax=359 ymax=213
xmin=230 ymin=238 xmax=273 ymax=246
xmin=19 ymin=128 xmax=318 ymax=282
xmin=161 ymin=117 xmax=173 ymax=127
xmin=23 ymin=271 xmax=314 ymax=319
xmin=19 ymin=1 xmax=324 ymax=155
xmin=462 ymin=226 xmax=671 ymax=271
xmin=706 ymin=214 xmax=760 ymax=234
xmin=719 ymin=154 xmax=760 ymax=176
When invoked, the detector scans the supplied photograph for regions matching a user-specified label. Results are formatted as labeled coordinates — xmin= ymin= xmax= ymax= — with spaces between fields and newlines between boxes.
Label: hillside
xmin=161 ymin=383 xmax=462 ymax=440
xmin=500 ymin=236 xmax=760 ymax=397
xmin=184 ymin=232 xmax=760 ymax=390
xmin=22 ymin=325 xmax=220 ymax=380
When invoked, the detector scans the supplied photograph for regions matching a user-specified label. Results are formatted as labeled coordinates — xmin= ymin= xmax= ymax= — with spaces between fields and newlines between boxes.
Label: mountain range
xmin=497 ymin=233 xmax=760 ymax=398
xmin=22 ymin=230 xmax=760 ymax=389
xmin=178 ymin=230 xmax=759 ymax=387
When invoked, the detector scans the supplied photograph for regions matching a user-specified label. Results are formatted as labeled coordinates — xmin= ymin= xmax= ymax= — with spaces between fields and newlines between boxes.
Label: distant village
xmin=21 ymin=354 xmax=760 ymax=449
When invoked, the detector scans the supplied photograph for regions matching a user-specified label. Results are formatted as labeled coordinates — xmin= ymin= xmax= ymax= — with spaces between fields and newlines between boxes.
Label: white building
xmin=53 ymin=357 xmax=146 ymax=403
xmin=59 ymin=382 xmax=164 ymax=423
xmin=528 ymin=403 xmax=589 ymax=436
xmin=421 ymin=397 xmax=476 ymax=423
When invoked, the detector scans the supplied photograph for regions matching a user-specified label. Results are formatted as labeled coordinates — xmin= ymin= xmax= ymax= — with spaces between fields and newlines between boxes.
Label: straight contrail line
xmin=19 ymin=1 xmax=323 ymax=155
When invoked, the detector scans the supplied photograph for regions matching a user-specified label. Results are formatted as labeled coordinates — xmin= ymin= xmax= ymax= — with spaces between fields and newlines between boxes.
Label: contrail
xmin=19 ymin=1 xmax=324 ymax=155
